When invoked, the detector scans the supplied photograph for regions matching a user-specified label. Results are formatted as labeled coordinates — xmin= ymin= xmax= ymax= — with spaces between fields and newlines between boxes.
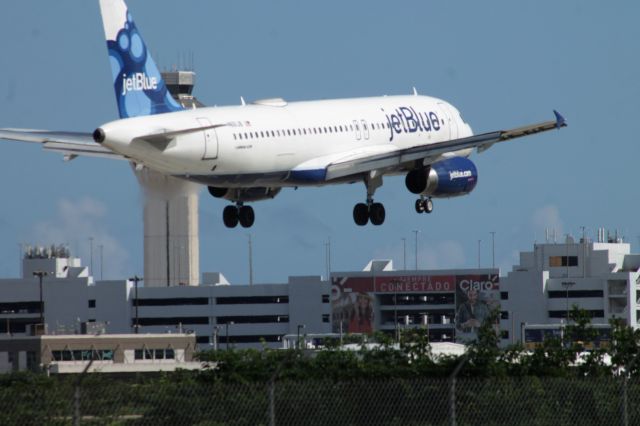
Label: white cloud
xmin=419 ymin=240 xmax=466 ymax=269
xmin=29 ymin=197 xmax=130 ymax=279
xmin=531 ymin=204 xmax=563 ymax=238
xmin=374 ymin=239 xmax=466 ymax=270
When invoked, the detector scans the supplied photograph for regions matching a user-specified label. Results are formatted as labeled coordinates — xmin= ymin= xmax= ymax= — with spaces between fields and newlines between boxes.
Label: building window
xmin=216 ymin=296 xmax=288 ymax=305
xmin=217 ymin=315 xmax=288 ymax=324
xmin=136 ymin=317 xmax=209 ymax=326
xmin=134 ymin=348 xmax=174 ymax=360
xmin=218 ymin=335 xmax=282 ymax=344
xmin=549 ymin=256 xmax=578 ymax=267
xmin=88 ymin=300 xmax=96 ymax=308
xmin=52 ymin=349 xmax=114 ymax=361
xmin=322 ymin=314 xmax=330 ymax=323
xmin=134 ymin=297 xmax=208 ymax=306
xmin=322 ymin=294 xmax=330 ymax=303
xmin=500 ymin=292 xmax=508 ymax=300
xmin=500 ymin=311 xmax=509 ymax=320
xmin=500 ymin=330 xmax=509 ymax=339
xmin=548 ymin=290 xmax=604 ymax=298
xmin=548 ymin=310 xmax=604 ymax=319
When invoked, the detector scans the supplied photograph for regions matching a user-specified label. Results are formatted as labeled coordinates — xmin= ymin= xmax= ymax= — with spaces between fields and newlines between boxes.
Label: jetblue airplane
xmin=0 ymin=0 xmax=566 ymax=228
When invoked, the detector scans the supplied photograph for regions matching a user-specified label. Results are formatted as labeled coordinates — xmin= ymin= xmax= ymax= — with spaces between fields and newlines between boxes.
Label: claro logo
xmin=121 ymin=73 xmax=158 ymax=96
xmin=459 ymin=277 xmax=498 ymax=292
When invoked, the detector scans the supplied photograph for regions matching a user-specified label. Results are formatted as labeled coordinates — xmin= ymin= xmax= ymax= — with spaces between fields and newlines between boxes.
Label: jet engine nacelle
xmin=405 ymin=157 xmax=478 ymax=198
xmin=208 ymin=186 xmax=281 ymax=202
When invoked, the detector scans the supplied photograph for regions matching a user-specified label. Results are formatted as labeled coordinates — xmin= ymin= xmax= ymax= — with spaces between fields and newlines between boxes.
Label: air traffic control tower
xmin=134 ymin=70 xmax=204 ymax=287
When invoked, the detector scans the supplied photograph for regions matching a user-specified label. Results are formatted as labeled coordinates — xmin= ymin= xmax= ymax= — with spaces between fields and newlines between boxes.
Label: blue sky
xmin=0 ymin=1 xmax=637 ymax=284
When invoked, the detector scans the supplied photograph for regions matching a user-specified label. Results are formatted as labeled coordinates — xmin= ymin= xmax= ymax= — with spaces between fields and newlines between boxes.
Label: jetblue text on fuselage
xmin=383 ymin=106 xmax=441 ymax=142
xmin=121 ymin=73 xmax=158 ymax=96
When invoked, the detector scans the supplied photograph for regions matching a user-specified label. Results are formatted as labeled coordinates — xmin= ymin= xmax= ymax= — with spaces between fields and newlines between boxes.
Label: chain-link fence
xmin=0 ymin=376 xmax=638 ymax=425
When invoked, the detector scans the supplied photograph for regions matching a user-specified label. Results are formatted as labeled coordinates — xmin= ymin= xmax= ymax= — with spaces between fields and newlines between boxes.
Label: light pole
xmin=225 ymin=321 xmax=234 ymax=350
xmin=490 ymin=232 xmax=496 ymax=269
xmin=89 ymin=236 xmax=94 ymax=277
xmin=477 ymin=239 xmax=481 ymax=268
xmin=401 ymin=238 xmax=406 ymax=270
xmin=129 ymin=276 xmax=143 ymax=334
xmin=99 ymin=244 xmax=104 ymax=281
xmin=413 ymin=230 xmax=419 ymax=270
xmin=212 ymin=326 xmax=220 ymax=351
xmin=394 ymin=281 xmax=399 ymax=343
xmin=297 ymin=324 xmax=306 ymax=349
xmin=247 ymin=234 xmax=253 ymax=286
xmin=33 ymin=271 xmax=48 ymax=326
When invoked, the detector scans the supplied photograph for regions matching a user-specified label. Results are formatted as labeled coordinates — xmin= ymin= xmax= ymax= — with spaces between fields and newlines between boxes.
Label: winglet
xmin=553 ymin=110 xmax=566 ymax=129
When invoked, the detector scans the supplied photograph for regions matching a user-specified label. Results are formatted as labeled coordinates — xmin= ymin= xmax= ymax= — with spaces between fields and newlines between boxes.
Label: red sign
xmin=332 ymin=275 xmax=455 ymax=294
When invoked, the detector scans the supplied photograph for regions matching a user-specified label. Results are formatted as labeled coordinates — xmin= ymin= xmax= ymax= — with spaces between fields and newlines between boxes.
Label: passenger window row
xmin=232 ymin=121 xmax=389 ymax=141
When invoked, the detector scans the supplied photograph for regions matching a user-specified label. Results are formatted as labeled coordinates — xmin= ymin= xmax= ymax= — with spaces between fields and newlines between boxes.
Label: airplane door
xmin=437 ymin=103 xmax=458 ymax=140
xmin=353 ymin=120 xmax=361 ymax=140
xmin=198 ymin=117 xmax=218 ymax=160
xmin=361 ymin=120 xmax=370 ymax=140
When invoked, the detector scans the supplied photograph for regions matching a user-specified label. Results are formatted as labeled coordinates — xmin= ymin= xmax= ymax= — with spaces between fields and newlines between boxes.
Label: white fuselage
xmin=100 ymin=94 xmax=473 ymax=187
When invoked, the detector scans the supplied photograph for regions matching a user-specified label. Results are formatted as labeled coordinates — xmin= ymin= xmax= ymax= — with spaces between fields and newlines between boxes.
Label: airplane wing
xmin=291 ymin=110 xmax=566 ymax=182
xmin=0 ymin=129 xmax=125 ymax=161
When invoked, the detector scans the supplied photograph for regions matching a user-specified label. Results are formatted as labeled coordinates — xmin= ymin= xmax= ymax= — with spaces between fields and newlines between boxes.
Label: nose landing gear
xmin=415 ymin=197 xmax=433 ymax=214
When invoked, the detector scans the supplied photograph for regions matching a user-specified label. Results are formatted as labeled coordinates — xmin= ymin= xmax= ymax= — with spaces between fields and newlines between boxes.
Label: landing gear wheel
xmin=369 ymin=202 xmax=385 ymax=225
xmin=424 ymin=198 xmax=433 ymax=213
xmin=415 ymin=199 xmax=425 ymax=214
xmin=353 ymin=203 xmax=369 ymax=226
xmin=223 ymin=205 xmax=239 ymax=228
xmin=238 ymin=205 xmax=255 ymax=228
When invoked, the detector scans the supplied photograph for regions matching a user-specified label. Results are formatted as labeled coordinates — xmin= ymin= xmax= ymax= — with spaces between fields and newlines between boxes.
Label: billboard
xmin=331 ymin=275 xmax=457 ymax=334
xmin=331 ymin=273 xmax=500 ymax=339
xmin=454 ymin=274 xmax=500 ymax=343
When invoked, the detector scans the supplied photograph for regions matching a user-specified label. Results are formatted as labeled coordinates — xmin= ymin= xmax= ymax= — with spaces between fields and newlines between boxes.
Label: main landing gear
xmin=353 ymin=201 xmax=385 ymax=226
xmin=223 ymin=203 xmax=255 ymax=228
xmin=353 ymin=173 xmax=385 ymax=226
xmin=415 ymin=197 xmax=434 ymax=214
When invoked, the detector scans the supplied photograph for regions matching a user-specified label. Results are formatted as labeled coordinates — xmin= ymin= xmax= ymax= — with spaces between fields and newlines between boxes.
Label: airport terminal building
xmin=0 ymin=231 xmax=638 ymax=366
xmin=500 ymin=232 xmax=640 ymax=345
xmin=0 ymin=248 xmax=331 ymax=351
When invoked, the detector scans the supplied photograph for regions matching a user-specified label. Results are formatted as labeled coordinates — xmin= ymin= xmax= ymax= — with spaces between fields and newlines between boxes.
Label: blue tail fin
xmin=99 ymin=0 xmax=184 ymax=119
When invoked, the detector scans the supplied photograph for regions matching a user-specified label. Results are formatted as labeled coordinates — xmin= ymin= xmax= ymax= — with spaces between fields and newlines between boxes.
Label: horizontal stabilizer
xmin=0 ymin=129 xmax=125 ymax=160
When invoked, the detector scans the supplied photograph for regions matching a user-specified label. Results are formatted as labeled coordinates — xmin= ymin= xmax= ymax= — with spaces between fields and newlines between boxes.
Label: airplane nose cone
xmin=93 ymin=128 xmax=106 ymax=143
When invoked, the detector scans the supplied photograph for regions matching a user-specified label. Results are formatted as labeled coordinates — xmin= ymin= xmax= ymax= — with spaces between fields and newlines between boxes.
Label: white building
xmin=501 ymin=232 xmax=640 ymax=344
xmin=0 ymin=247 xmax=331 ymax=350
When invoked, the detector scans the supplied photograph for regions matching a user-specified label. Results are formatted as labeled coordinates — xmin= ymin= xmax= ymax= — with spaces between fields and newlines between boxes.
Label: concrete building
xmin=3 ymin=230 xmax=638 ymax=354
xmin=500 ymin=231 xmax=640 ymax=344
xmin=0 ymin=249 xmax=331 ymax=350
xmin=0 ymin=333 xmax=198 ymax=373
